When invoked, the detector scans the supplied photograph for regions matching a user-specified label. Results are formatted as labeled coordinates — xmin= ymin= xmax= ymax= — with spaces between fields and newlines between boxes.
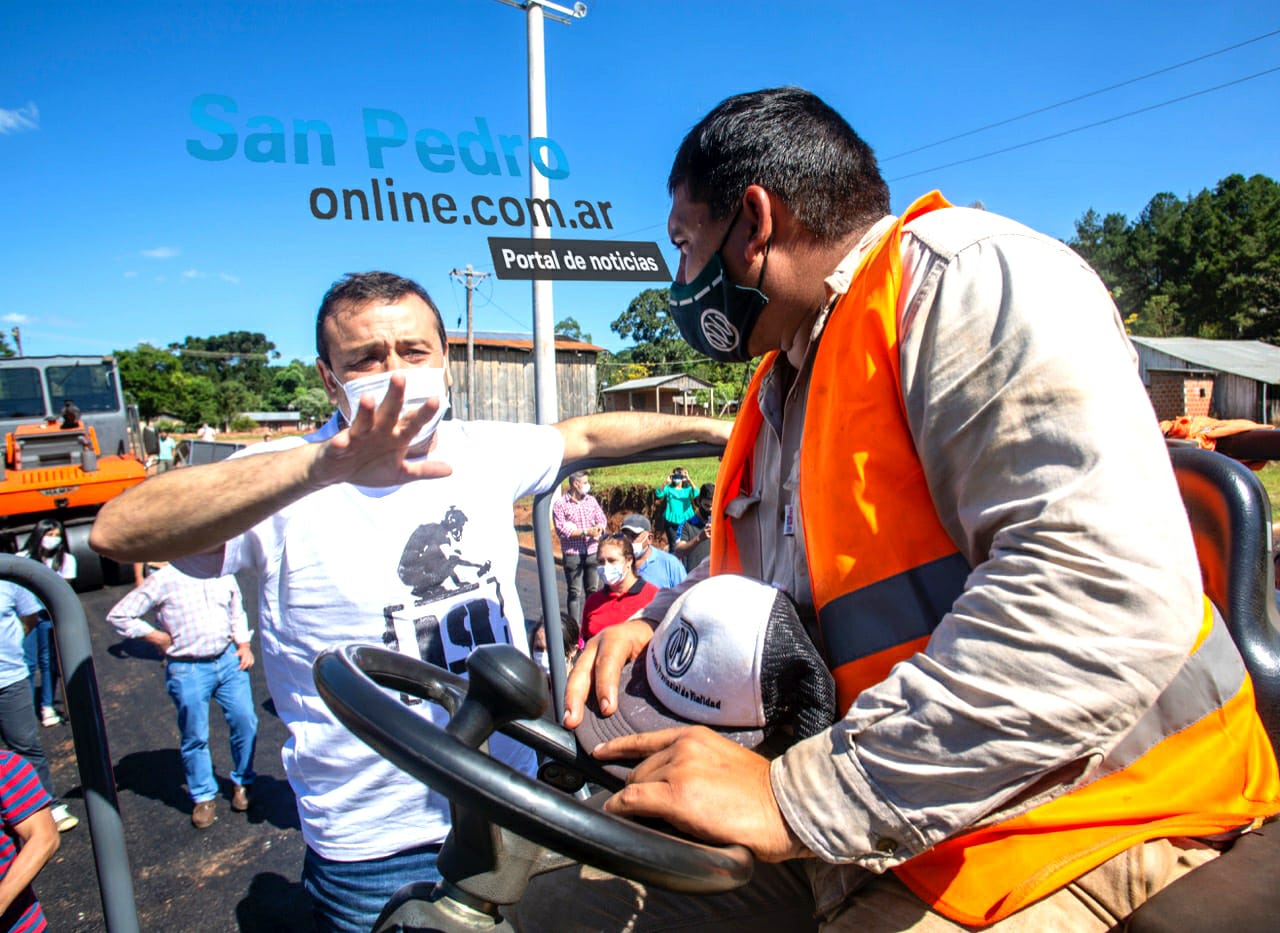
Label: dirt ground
xmin=33 ymin=548 xmax=562 ymax=932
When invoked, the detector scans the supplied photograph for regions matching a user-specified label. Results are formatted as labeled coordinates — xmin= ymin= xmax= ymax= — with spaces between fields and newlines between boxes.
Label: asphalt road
xmin=33 ymin=552 xmax=558 ymax=932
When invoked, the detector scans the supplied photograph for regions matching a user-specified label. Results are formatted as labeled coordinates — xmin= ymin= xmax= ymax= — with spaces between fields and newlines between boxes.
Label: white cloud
xmin=123 ymin=270 xmax=138 ymax=278
xmin=0 ymin=102 xmax=39 ymax=135
xmin=182 ymin=268 xmax=203 ymax=279
xmin=219 ymin=273 xmax=240 ymax=284
xmin=2 ymin=313 xmax=30 ymax=324
xmin=141 ymin=246 xmax=180 ymax=259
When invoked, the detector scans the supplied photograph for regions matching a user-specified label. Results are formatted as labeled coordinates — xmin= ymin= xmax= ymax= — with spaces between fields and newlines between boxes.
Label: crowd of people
xmin=6 ymin=83 xmax=1278 ymax=933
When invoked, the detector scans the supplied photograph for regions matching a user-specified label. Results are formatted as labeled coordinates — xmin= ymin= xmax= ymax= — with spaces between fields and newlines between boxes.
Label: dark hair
xmin=598 ymin=533 xmax=636 ymax=569
xmin=26 ymin=519 xmax=70 ymax=567
xmin=315 ymin=271 xmax=448 ymax=365
xmin=668 ymin=87 xmax=889 ymax=242
xmin=569 ymin=470 xmax=589 ymax=484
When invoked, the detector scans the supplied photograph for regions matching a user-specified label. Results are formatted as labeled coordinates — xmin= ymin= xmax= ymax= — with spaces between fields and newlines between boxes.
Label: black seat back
xmin=1170 ymin=446 xmax=1280 ymax=757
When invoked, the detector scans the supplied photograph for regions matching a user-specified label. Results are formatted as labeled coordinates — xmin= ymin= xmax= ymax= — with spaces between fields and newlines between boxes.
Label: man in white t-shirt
xmin=91 ymin=270 xmax=729 ymax=933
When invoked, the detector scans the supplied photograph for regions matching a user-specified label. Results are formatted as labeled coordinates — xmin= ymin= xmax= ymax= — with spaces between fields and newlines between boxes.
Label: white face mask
xmin=531 ymin=649 xmax=549 ymax=673
xmin=580 ymin=482 xmax=591 ymax=495
xmin=631 ymin=541 xmax=646 ymax=558
xmin=42 ymin=535 xmax=61 ymax=552
xmin=598 ymin=563 xmax=626 ymax=587
xmin=340 ymin=366 xmax=449 ymax=450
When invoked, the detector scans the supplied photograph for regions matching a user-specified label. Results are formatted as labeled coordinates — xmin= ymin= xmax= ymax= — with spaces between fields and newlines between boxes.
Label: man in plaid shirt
xmin=552 ymin=470 xmax=607 ymax=629
xmin=107 ymin=564 xmax=258 ymax=829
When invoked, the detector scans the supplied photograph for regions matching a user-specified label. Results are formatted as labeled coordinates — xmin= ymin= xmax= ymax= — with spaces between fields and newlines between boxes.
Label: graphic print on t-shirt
xmin=381 ymin=506 xmax=512 ymax=682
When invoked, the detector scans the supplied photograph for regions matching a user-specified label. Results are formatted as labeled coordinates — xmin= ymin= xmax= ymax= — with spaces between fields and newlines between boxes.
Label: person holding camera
xmin=654 ymin=466 xmax=697 ymax=550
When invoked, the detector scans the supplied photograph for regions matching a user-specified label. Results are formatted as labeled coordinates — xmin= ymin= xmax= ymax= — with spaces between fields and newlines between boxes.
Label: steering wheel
xmin=313 ymin=643 xmax=754 ymax=895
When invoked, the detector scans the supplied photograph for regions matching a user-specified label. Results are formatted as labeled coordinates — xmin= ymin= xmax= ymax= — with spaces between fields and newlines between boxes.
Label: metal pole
xmin=527 ymin=1 xmax=557 ymax=425
xmin=0 ymin=556 xmax=140 ymax=933
xmin=465 ymin=264 xmax=477 ymax=420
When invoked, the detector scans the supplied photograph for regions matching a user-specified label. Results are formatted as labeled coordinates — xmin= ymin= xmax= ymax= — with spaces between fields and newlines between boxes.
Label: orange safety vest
xmin=710 ymin=191 xmax=1280 ymax=926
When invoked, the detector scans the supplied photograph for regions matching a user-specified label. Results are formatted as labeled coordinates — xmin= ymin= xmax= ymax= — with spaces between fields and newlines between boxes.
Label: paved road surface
xmin=34 ymin=552 xmax=559 ymax=931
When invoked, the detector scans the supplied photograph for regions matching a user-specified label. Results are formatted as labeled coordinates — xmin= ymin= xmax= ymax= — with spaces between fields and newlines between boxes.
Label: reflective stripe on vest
xmin=711 ymin=190 xmax=1280 ymax=926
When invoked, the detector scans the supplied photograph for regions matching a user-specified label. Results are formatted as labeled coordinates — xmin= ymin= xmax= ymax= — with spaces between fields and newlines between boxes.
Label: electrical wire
xmin=887 ymin=64 xmax=1280 ymax=183
xmin=883 ymin=27 xmax=1280 ymax=161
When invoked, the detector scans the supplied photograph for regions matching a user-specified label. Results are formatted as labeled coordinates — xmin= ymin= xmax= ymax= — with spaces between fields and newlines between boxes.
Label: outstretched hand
xmin=594 ymin=726 xmax=808 ymax=862
xmin=562 ymin=618 xmax=655 ymax=728
xmin=309 ymin=373 xmax=453 ymax=489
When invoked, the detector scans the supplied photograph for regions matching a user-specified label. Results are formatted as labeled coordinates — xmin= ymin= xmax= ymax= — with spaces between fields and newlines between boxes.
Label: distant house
xmin=601 ymin=373 xmax=714 ymax=415
xmin=240 ymin=411 xmax=304 ymax=432
xmin=1129 ymin=337 xmax=1280 ymax=423
xmin=446 ymin=331 xmax=602 ymax=422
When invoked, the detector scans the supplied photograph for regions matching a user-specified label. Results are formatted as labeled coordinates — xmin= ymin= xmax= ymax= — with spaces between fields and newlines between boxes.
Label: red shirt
xmin=581 ymin=578 xmax=658 ymax=642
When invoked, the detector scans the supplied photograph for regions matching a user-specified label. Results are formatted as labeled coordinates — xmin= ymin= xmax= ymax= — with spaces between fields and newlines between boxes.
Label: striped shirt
xmin=0 ymin=750 xmax=51 ymax=932
xmin=551 ymin=493 xmax=607 ymax=556
xmin=106 ymin=565 xmax=250 ymax=660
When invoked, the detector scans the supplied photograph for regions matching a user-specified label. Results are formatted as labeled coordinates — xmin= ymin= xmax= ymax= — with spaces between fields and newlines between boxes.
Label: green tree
xmin=114 ymin=344 xmax=186 ymax=420
xmin=292 ymin=387 xmax=334 ymax=425
xmin=170 ymin=331 xmax=280 ymax=395
xmin=265 ymin=359 xmax=323 ymax=411
xmin=1070 ymin=174 xmax=1280 ymax=342
xmin=555 ymin=316 xmax=592 ymax=344
xmin=213 ymin=379 xmax=257 ymax=431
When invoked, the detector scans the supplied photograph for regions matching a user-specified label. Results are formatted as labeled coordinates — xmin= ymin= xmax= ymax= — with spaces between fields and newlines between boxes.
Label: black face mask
xmin=667 ymin=209 xmax=771 ymax=363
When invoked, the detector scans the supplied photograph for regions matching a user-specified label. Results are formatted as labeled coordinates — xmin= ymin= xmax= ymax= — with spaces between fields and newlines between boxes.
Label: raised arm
xmin=91 ymin=379 xmax=451 ymax=563
xmin=554 ymin=412 xmax=730 ymax=464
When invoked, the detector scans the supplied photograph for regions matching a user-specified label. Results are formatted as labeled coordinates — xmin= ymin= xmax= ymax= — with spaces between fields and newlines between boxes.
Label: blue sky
xmin=2 ymin=1 xmax=1278 ymax=367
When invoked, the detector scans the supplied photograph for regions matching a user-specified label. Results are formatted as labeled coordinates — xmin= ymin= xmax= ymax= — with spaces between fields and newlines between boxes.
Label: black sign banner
xmin=487 ymin=237 xmax=671 ymax=282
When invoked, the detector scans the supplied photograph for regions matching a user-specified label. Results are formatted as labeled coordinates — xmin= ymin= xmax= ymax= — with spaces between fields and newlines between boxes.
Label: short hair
xmin=668 ymin=87 xmax=889 ymax=243
xmin=315 ymin=271 xmax=448 ymax=365
xmin=568 ymin=470 xmax=589 ymax=483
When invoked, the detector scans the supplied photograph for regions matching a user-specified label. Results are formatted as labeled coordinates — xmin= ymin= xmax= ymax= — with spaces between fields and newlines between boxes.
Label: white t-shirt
xmin=177 ymin=415 xmax=564 ymax=860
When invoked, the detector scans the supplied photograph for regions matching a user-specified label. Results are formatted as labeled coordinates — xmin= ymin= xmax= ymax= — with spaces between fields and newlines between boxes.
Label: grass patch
xmin=584 ymin=457 xmax=722 ymax=492
xmin=1257 ymin=462 xmax=1280 ymax=520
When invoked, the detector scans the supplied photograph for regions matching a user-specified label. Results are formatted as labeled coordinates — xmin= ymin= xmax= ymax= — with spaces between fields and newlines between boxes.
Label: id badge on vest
xmin=783 ymin=504 xmax=797 ymax=536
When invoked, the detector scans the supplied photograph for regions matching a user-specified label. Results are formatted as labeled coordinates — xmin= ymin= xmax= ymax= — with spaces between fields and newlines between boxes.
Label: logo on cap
xmin=663 ymin=620 xmax=698 ymax=678
xmin=700 ymin=309 xmax=740 ymax=353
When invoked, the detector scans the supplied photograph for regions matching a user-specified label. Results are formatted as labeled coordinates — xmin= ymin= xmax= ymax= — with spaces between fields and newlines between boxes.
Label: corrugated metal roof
xmin=602 ymin=373 xmax=713 ymax=393
xmin=1129 ymin=337 xmax=1280 ymax=384
xmin=445 ymin=330 xmax=604 ymax=353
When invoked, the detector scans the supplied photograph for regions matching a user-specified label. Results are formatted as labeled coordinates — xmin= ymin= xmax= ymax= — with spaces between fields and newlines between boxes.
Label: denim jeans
xmin=0 ymin=678 xmax=59 ymax=805
xmin=164 ymin=644 xmax=258 ymax=803
xmin=561 ymin=550 xmax=599 ymax=627
xmin=23 ymin=614 xmax=57 ymax=710
xmin=303 ymin=842 xmax=442 ymax=933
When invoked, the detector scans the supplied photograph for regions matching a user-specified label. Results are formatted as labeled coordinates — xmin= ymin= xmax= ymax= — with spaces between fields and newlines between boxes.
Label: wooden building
xmin=446 ymin=331 xmax=602 ymax=422
xmin=601 ymin=373 xmax=714 ymax=415
xmin=1130 ymin=337 xmax=1280 ymax=423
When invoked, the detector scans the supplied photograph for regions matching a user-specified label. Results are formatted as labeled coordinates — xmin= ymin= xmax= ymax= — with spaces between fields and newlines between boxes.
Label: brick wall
xmin=1148 ymin=371 xmax=1214 ymax=421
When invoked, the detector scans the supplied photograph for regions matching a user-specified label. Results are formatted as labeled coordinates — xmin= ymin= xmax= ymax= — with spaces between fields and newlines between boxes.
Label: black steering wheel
xmin=313 ymin=643 xmax=754 ymax=895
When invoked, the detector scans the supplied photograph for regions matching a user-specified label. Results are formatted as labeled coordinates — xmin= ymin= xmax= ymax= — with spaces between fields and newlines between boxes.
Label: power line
xmin=883 ymin=27 xmax=1280 ymax=161
xmin=887 ymin=63 xmax=1280 ymax=183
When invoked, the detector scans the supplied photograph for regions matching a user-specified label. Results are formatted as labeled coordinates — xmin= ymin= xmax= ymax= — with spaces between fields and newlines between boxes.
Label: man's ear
xmin=741 ymin=185 xmax=776 ymax=261
xmin=316 ymin=359 xmax=343 ymax=406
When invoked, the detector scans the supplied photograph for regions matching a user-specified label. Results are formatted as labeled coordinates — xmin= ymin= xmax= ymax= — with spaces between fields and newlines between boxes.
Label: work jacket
xmin=711 ymin=192 xmax=1280 ymax=926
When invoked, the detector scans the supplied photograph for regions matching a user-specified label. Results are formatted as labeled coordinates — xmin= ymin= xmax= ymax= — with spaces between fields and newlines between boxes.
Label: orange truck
xmin=0 ymin=355 xmax=147 ymax=589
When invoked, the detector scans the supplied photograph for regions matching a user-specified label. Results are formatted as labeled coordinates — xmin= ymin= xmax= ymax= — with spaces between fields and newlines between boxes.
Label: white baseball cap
xmin=574 ymin=575 xmax=835 ymax=765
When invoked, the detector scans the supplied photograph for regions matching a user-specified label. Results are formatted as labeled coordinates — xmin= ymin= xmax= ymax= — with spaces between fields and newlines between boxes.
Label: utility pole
xmin=496 ymin=0 xmax=587 ymax=424
xmin=449 ymin=264 xmax=489 ymax=420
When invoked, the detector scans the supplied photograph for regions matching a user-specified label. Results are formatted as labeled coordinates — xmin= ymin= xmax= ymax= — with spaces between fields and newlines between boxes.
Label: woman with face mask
xmin=579 ymin=533 xmax=658 ymax=644
xmin=21 ymin=520 xmax=77 ymax=727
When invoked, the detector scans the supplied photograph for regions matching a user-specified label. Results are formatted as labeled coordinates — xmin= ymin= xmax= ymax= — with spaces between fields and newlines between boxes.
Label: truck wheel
xmin=66 ymin=523 xmax=103 ymax=592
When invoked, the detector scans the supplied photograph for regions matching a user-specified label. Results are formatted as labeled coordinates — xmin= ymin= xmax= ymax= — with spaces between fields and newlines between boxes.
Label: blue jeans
xmin=0 ymin=679 xmax=59 ymax=805
xmin=23 ymin=614 xmax=57 ymax=710
xmin=303 ymin=842 xmax=442 ymax=933
xmin=164 ymin=645 xmax=258 ymax=803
